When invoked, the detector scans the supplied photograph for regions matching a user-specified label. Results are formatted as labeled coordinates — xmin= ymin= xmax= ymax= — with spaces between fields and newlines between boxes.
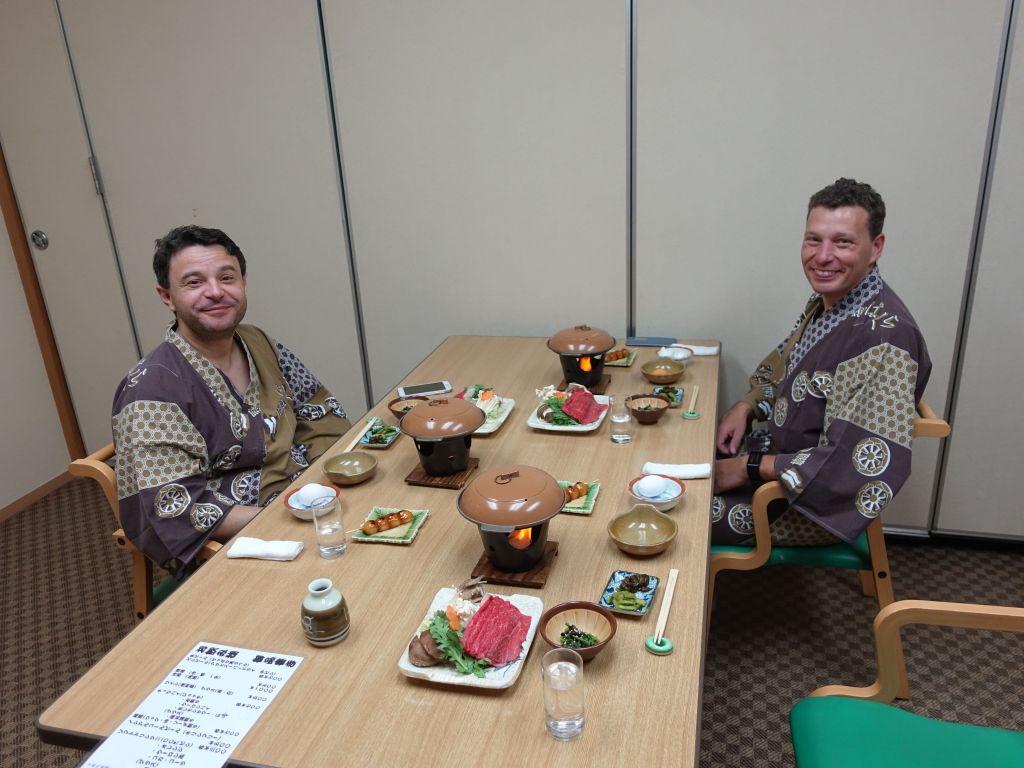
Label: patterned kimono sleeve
xmin=112 ymin=393 xmax=230 ymax=574
xmin=772 ymin=340 xmax=923 ymax=543
xmin=275 ymin=341 xmax=351 ymax=464
xmin=741 ymin=347 xmax=786 ymax=421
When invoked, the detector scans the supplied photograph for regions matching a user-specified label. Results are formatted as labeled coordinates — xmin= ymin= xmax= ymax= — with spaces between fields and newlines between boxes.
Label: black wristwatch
xmin=746 ymin=452 xmax=764 ymax=485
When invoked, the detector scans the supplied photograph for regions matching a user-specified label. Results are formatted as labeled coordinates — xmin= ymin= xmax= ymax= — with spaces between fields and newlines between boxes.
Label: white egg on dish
xmin=635 ymin=474 xmax=669 ymax=499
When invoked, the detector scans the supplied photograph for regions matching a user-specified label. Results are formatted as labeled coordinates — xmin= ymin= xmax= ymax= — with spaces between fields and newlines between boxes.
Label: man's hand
xmin=714 ymin=456 xmax=748 ymax=494
xmin=211 ymin=505 xmax=260 ymax=543
xmin=716 ymin=401 xmax=755 ymax=455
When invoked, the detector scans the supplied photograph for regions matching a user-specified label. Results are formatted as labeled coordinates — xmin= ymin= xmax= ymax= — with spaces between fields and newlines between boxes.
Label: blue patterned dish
xmin=599 ymin=570 xmax=660 ymax=616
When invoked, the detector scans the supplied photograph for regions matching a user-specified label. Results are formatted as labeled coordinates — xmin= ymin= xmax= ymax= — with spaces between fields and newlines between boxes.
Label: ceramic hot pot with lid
xmin=547 ymin=324 xmax=616 ymax=388
xmin=399 ymin=397 xmax=485 ymax=476
xmin=457 ymin=464 xmax=565 ymax=572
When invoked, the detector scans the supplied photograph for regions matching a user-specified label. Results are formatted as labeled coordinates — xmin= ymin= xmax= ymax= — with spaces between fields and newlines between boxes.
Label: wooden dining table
xmin=39 ymin=335 xmax=720 ymax=767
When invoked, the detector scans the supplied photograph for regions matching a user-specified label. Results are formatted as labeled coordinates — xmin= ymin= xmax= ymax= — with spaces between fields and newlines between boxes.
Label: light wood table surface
xmin=39 ymin=336 xmax=719 ymax=767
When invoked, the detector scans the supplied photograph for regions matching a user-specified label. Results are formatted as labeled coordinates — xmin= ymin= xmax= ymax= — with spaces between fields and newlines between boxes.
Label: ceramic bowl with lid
xmin=399 ymin=397 xmax=486 ymax=476
xmin=458 ymin=464 xmax=565 ymax=572
xmin=547 ymin=324 xmax=616 ymax=388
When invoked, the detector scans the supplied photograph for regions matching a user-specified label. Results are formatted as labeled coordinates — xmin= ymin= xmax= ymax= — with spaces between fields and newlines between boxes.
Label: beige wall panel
xmin=0 ymin=0 xmax=139 ymax=452
xmin=0 ymin=212 xmax=68 ymax=504
xmin=322 ymin=1 xmax=628 ymax=400
xmin=58 ymin=1 xmax=366 ymax=417
xmin=936 ymin=15 xmax=1024 ymax=539
xmin=635 ymin=0 xmax=1006 ymax=529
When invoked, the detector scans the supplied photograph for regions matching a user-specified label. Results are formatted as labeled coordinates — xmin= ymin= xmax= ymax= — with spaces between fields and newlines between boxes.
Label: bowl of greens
xmin=538 ymin=601 xmax=617 ymax=661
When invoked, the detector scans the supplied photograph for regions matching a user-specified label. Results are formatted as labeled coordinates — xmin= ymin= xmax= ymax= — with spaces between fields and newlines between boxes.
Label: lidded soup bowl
xmin=547 ymin=325 xmax=616 ymax=388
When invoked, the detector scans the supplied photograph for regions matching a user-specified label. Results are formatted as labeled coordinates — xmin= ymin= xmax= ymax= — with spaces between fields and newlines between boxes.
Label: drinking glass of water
xmin=311 ymin=496 xmax=347 ymax=559
xmin=542 ymin=648 xmax=584 ymax=740
xmin=608 ymin=395 xmax=636 ymax=444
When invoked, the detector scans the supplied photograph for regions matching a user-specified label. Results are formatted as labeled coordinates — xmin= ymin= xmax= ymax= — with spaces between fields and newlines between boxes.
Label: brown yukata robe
xmin=712 ymin=267 xmax=931 ymax=546
xmin=112 ymin=324 xmax=350 ymax=574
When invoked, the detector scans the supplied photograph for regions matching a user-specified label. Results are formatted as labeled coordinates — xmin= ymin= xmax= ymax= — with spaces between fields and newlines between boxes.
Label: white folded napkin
xmin=642 ymin=462 xmax=712 ymax=480
xmin=227 ymin=537 xmax=304 ymax=561
xmin=684 ymin=344 xmax=719 ymax=356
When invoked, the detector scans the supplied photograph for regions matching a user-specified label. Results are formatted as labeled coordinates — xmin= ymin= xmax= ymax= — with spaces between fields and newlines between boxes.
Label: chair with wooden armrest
xmin=789 ymin=600 xmax=1024 ymax=767
xmin=69 ymin=443 xmax=221 ymax=623
xmin=707 ymin=400 xmax=951 ymax=698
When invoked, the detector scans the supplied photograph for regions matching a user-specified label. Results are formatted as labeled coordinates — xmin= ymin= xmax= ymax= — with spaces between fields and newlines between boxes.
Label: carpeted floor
xmin=2 ymin=478 xmax=1022 ymax=767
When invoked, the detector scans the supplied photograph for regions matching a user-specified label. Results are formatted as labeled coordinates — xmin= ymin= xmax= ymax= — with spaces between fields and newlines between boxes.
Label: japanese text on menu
xmin=82 ymin=642 xmax=302 ymax=768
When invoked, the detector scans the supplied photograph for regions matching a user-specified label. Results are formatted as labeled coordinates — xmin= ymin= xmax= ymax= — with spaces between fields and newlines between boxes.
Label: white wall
xmin=0 ymin=213 xmax=68 ymax=507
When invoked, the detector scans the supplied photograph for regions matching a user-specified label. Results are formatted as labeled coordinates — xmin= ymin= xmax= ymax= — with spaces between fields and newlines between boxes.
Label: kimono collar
xmin=165 ymin=323 xmax=262 ymax=424
xmin=786 ymin=267 xmax=884 ymax=374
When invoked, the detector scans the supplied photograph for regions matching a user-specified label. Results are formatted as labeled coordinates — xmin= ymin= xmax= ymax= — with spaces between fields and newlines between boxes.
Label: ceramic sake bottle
xmin=301 ymin=578 xmax=350 ymax=647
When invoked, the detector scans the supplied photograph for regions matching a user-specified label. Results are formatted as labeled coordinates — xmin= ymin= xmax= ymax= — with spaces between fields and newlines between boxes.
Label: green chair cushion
xmin=153 ymin=574 xmax=182 ymax=606
xmin=790 ymin=696 xmax=1024 ymax=768
xmin=711 ymin=531 xmax=871 ymax=570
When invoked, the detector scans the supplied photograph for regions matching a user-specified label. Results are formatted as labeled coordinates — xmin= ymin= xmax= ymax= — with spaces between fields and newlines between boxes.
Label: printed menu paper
xmin=82 ymin=642 xmax=302 ymax=768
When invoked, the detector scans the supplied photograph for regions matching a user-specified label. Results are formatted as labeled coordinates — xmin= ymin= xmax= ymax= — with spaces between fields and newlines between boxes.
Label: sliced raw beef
xmin=561 ymin=389 xmax=607 ymax=424
xmin=461 ymin=595 xmax=531 ymax=665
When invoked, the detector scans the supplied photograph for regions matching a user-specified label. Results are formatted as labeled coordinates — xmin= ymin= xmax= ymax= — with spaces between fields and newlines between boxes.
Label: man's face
xmin=156 ymin=244 xmax=247 ymax=346
xmin=801 ymin=206 xmax=884 ymax=309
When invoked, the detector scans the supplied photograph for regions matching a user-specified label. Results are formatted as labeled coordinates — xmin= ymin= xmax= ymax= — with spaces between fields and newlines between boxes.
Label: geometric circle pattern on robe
xmin=773 ymin=397 xmax=788 ymax=427
xmin=824 ymin=343 xmax=917 ymax=449
xmin=807 ymin=371 xmax=833 ymax=399
xmin=855 ymin=480 xmax=892 ymax=518
xmin=113 ymin=400 xmax=208 ymax=497
xmin=190 ymin=502 xmax=224 ymax=531
xmin=852 ymin=437 xmax=891 ymax=476
xmin=231 ymin=469 xmax=261 ymax=505
xmin=728 ymin=504 xmax=754 ymax=535
xmin=711 ymin=496 xmax=725 ymax=523
xmin=791 ymin=371 xmax=809 ymax=402
xmin=154 ymin=483 xmax=191 ymax=518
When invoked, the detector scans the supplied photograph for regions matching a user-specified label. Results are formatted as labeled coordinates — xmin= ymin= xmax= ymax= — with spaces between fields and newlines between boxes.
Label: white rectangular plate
xmin=398 ymin=588 xmax=542 ymax=689
xmin=526 ymin=395 xmax=610 ymax=432
xmin=475 ymin=397 xmax=515 ymax=435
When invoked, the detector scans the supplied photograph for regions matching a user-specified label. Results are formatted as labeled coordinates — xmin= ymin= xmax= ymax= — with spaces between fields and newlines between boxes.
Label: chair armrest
xmin=914 ymin=398 xmax=951 ymax=439
xmin=710 ymin=481 xmax=782 ymax=572
xmin=69 ymin=443 xmax=118 ymax=517
xmin=810 ymin=599 xmax=1024 ymax=702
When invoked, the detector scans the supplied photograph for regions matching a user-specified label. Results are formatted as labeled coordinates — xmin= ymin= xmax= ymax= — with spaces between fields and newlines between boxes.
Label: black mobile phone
xmin=625 ymin=336 xmax=677 ymax=347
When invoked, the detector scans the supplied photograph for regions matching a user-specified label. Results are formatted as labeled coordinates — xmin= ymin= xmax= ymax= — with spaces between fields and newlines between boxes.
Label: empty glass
xmin=608 ymin=395 xmax=636 ymax=444
xmin=542 ymin=648 xmax=585 ymax=740
xmin=311 ymin=496 xmax=347 ymax=558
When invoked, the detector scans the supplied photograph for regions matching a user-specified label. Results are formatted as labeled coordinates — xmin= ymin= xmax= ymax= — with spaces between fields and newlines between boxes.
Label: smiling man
xmin=711 ymin=178 xmax=931 ymax=546
xmin=111 ymin=226 xmax=350 ymax=574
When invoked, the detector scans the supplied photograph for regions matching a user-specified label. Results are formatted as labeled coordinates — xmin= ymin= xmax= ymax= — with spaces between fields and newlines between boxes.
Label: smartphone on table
xmin=395 ymin=381 xmax=453 ymax=399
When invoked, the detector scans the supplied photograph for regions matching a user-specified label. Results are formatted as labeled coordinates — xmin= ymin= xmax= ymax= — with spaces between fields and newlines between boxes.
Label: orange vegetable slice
xmin=445 ymin=604 xmax=460 ymax=631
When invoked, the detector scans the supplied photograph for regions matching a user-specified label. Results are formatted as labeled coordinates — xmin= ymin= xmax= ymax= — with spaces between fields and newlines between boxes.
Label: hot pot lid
xmin=457 ymin=464 xmax=565 ymax=531
xmin=547 ymin=324 xmax=615 ymax=355
xmin=399 ymin=397 xmax=485 ymax=440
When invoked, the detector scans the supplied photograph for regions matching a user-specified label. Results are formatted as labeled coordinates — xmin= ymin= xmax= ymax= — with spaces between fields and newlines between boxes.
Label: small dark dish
xmin=625 ymin=394 xmax=671 ymax=424
xmin=539 ymin=600 xmax=617 ymax=661
xmin=387 ymin=396 xmax=428 ymax=423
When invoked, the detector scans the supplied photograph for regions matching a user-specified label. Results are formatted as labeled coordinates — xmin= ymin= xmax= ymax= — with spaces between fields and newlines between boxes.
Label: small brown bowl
xmin=625 ymin=394 xmax=670 ymax=424
xmin=387 ymin=396 xmax=428 ymax=422
xmin=323 ymin=451 xmax=378 ymax=486
xmin=539 ymin=601 xmax=617 ymax=661
xmin=607 ymin=503 xmax=678 ymax=556
xmin=640 ymin=357 xmax=685 ymax=385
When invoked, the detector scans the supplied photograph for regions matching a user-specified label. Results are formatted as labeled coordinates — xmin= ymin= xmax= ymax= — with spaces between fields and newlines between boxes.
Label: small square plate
xmin=352 ymin=507 xmax=428 ymax=544
xmin=652 ymin=386 xmax=684 ymax=407
xmin=604 ymin=349 xmax=637 ymax=367
xmin=598 ymin=570 xmax=660 ymax=616
xmin=360 ymin=423 xmax=401 ymax=449
xmin=558 ymin=481 xmax=601 ymax=515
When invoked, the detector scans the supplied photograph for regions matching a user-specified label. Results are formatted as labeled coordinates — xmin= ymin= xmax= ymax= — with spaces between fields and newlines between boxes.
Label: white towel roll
xmin=227 ymin=537 xmax=304 ymax=561
xmin=642 ymin=462 xmax=712 ymax=480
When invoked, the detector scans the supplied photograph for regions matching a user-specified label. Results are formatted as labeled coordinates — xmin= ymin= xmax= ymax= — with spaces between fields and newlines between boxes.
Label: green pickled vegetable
xmin=609 ymin=589 xmax=647 ymax=611
xmin=559 ymin=623 xmax=599 ymax=649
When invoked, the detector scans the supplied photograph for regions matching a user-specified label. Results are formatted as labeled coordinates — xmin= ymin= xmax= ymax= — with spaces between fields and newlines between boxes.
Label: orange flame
xmin=508 ymin=527 xmax=533 ymax=550
xmin=579 ymin=356 xmax=592 ymax=372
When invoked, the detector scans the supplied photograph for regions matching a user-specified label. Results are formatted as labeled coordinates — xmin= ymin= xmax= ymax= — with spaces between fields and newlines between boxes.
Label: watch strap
xmin=746 ymin=452 xmax=764 ymax=485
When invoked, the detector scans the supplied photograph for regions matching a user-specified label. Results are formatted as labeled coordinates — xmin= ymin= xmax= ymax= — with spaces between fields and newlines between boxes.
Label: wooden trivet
xmin=470 ymin=540 xmax=559 ymax=589
xmin=557 ymin=374 xmax=611 ymax=395
xmin=404 ymin=457 xmax=479 ymax=489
